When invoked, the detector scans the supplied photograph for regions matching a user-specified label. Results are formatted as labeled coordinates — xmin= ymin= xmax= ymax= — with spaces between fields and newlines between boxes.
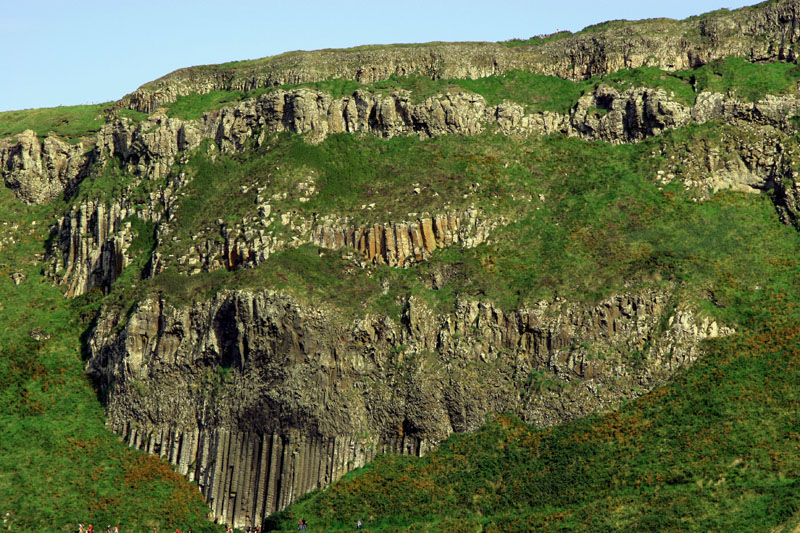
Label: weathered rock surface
xmin=49 ymin=200 xmax=135 ymax=297
xmin=0 ymin=130 xmax=89 ymax=204
xmin=88 ymin=288 xmax=728 ymax=527
xmin=15 ymin=84 xmax=796 ymax=296
xmin=119 ymin=0 xmax=800 ymax=112
xmin=311 ymin=207 xmax=499 ymax=267
xmin=5 ymin=85 xmax=799 ymax=208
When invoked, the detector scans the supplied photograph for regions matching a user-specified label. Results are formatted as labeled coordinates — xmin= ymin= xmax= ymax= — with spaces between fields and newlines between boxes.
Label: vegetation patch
xmin=0 ymin=105 xmax=146 ymax=143
xmin=0 ymin=185 xmax=214 ymax=531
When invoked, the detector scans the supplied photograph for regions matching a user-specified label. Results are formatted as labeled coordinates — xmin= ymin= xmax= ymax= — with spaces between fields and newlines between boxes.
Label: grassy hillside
xmin=0 ymin=186 xmax=217 ymax=531
xmin=267 ymin=165 xmax=800 ymax=532
xmin=3 ymin=23 xmax=800 ymax=530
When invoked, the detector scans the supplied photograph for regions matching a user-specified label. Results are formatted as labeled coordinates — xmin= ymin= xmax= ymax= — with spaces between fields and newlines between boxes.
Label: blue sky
xmin=1 ymin=0 xmax=757 ymax=112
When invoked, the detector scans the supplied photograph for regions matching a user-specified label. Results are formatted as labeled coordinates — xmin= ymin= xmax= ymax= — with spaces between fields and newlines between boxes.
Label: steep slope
xmin=3 ymin=1 xmax=800 ymax=531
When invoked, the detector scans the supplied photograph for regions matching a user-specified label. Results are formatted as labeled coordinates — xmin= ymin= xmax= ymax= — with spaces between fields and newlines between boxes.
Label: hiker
xmin=78 ymin=523 xmax=84 ymax=533
xmin=298 ymin=519 xmax=303 ymax=530
xmin=107 ymin=525 xmax=111 ymax=533
xmin=357 ymin=519 xmax=362 ymax=530
xmin=114 ymin=527 xmax=119 ymax=533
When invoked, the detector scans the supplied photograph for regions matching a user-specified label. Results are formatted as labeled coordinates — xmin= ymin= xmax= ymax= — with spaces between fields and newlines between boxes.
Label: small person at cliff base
xmin=357 ymin=519 xmax=362 ymax=529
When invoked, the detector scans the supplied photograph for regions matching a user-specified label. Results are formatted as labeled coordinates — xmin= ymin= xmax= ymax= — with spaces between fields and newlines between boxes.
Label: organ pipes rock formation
xmin=5 ymin=6 xmax=800 ymax=525
xmin=88 ymin=289 xmax=729 ymax=527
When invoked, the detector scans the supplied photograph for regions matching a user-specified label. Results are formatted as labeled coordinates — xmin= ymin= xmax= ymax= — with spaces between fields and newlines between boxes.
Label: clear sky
xmin=1 ymin=0 xmax=758 ymax=112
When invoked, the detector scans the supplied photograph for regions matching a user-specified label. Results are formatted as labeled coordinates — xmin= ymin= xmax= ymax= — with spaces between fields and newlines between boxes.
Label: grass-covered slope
xmin=115 ymin=120 xmax=791 ymax=317
xmin=0 ymin=187 xmax=216 ymax=531
xmin=268 ymin=176 xmax=800 ymax=532
xmin=4 ymin=11 xmax=800 ymax=530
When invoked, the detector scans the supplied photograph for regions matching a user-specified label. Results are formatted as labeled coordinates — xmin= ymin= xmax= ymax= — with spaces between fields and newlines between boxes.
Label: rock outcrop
xmin=88 ymin=288 xmax=728 ymax=527
xmin=13 ymin=84 xmax=796 ymax=295
xmin=119 ymin=0 xmax=800 ymax=112
xmin=5 ymin=85 xmax=799 ymax=207
xmin=0 ymin=130 xmax=89 ymax=204
xmin=49 ymin=200 xmax=136 ymax=297
xmin=311 ymin=208 xmax=498 ymax=267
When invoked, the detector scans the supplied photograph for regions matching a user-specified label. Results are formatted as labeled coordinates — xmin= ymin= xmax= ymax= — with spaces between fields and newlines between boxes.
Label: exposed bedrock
xmin=12 ymin=87 xmax=800 ymax=296
xmin=4 ymin=85 xmax=798 ymax=206
xmin=88 ymin=288 xmax=727 ymax=526
xmin=47 ymin=182 xmax=182 ymax=297
xmin=120 ymin=0 xmax=800 ymax=112
xmin=310 ymin=207 xmax=499 ymax=268
xmin=49 ymin=200 xmax=135 ymax=298
xmin=168 ymin=206 xmax=499 ymax=276
xmin=0 ymin=130 xmax=90 ymax=204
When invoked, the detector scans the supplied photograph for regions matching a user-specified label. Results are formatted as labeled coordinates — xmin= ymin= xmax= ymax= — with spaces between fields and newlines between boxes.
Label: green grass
xmin=265 ymin=139 xmax=800 ymax=532
xmin=688 ymin=56 xmax=800 ymax=102
xmin=166 ymin=90 xmax=248 ymax=120
xmin=147 ymin=121 xmax=792 ymax=315
xmin=163 ymin=55 xmax=800 ymax=123
xmin=5 ymin=45 xmax=800 ymax=532
xmin=0 ymin=104 xmax=108 ymax=143
xmin=0 ymin=104 xmax=147 ymax=143
xmin=0 ymin=185 xmax=218 ymax=531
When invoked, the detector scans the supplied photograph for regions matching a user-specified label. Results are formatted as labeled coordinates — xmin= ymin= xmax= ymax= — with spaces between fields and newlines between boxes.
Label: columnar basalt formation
xmin=2 ymin=83 xmax=792 ymax=297
xmin=88 ymin=288 xmax=728 ymax=527
xmin=109 ymin=423 xmax=425 ymax=526
xmin=4 ymin=86 xmax=799 ymax=207
xmin=49 ymin=200 xmax=136 ymax=297
xmin=311 ymin=208 xmax=498 ymax=267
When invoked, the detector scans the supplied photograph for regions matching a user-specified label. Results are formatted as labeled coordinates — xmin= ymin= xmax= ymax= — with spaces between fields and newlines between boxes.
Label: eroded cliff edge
xmin=87 ymin=288 xmax=726 ymax=526
xmin=120 ymin=0 xmax=800 ymax=112
xmin=3 ymin=4 xmax=800 ymax=527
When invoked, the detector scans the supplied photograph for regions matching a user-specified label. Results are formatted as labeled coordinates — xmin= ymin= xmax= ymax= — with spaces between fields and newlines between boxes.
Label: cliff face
xmin=119 ymin=0 xmax=800 ymax=112
xmin=7 ymin=84 xmax=798 ymax=208
xmin=0 ymin=130 xmax=89 ymax=204
xmin=25 ymin=84 xmax=799 ymax=296
xmin=87 ymin=288 xmax=727 ymax=526
xmin=5 ymin=7 xmax=800 ymax=528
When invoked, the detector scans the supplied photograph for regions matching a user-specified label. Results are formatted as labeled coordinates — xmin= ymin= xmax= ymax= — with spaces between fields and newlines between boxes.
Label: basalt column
xmin=111 ymin=421 xmax=423 ymax=528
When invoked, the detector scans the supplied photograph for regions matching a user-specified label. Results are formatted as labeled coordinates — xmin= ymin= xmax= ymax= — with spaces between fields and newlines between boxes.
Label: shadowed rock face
xmin=88 ymin=288 xmax=727 ymax=527
xmin=119 ymin=0 xmax=800 ymax=112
